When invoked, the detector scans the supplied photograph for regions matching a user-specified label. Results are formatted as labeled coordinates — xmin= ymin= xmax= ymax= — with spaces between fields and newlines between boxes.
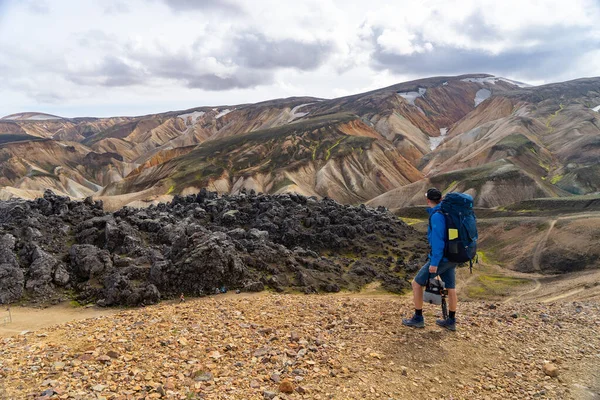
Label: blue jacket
xmin=427 ymin=204 xmax=447 ymax=266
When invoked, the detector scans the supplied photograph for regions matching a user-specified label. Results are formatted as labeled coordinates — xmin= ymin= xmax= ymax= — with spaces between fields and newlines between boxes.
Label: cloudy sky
xmin=0 ymin=0 xmax=599 ymax=117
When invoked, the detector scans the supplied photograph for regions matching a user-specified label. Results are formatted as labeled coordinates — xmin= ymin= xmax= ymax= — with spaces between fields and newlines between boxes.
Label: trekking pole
xmin=441 ymin=287 xmax=448 ymax=320
xmin=431 ymin=272 xmax=449 ymax=320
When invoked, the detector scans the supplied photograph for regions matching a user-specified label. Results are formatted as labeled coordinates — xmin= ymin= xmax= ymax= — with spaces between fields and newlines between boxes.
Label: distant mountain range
xmin=1 ymin=73 xmax=599 ymax=210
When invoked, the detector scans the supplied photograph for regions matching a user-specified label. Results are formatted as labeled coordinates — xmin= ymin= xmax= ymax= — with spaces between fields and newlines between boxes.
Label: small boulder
xmin=250 ymin=380 xmax=260 ymax=388
xmin=279 ymin=378 xmax=294 ymax=393
xmin=543 ymin=363 xmax=559 ymax=378
xmin=107 ymin=350 xmax=120 ymax=359
xmin=244 ymin=281 xmax=265 ymax=292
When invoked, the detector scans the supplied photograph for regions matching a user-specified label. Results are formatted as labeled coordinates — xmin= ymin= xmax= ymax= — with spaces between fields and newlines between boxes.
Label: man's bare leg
xmin=447 ymin=288 xmax=457 ymax=312
xmin=412 ymin=279 xmax=424 ymax=310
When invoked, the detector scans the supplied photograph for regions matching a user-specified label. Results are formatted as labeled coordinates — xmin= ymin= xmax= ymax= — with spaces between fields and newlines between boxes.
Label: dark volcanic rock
xmin=244 ymin=281 xmax=265 ymax=292
xmin=23 ymin=245 xmax=62 ymax=296
xmin=0 ymin=190 xmax=425 ymax=306
xmin=0 ymin=234 xmax=24 ymax=304
xmin=70 ymin=245 xmax=113 ymax=281
xmin=154 ymin=232 xmax=248 ymax=295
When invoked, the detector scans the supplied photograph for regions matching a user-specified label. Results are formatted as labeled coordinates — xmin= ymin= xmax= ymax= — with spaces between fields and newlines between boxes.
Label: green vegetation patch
xmin=476 ymin=251 xmax=491 ymax=263
xmin=466 ymin=274 xmax=530 ymax=299
xmin=69 ymin=299 xmax=83 ymax=308
xmin=443 ymin=181 xmax=458 ymax=195
xmin=271 ymin=177 xmax=295 ymax=193
xmin=550 ymin=174 xmax=564 ymax=184
xmin=430 ymin=159 xmax=523 ymax=195
xmin=538 ymin=160 xmax=550 ymax=172
xmin=504 ymin=194 xmax=600 ymax=214
xmin=325 ymin=137 xmax=346 ymax=161
xmin=82 ymin=120 xmax=140 ymax=146
xmin=494 ymin=133 xmax=534 ymax=151
xmin=0 ymin=134 xmax=46 ymax=145
xmin=29 ymin=169 xmax=59 ymax=179
xmin=399 ymin=217 xmax=424 ymax=226
xmin=545 ymin=103 xmax=564 ymax=133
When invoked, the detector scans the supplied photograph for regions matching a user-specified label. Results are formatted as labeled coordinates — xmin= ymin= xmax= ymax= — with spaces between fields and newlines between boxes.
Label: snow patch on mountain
xmin=177 ymin=111 xmax=205 ymax=125
xmin=398 ymin=88 xmax=427 ymax=105
xmin=215 ymin=109 xmax=233 ymax=119
xmin=475 ymin=89 xmax=491 ymax=107
xmin=461 ymin=76 xmax=530 ymax=88
xmin=288 ymin=103 xmax=313 ymax=122
xmin=461 ymin=77 xmax=496 ymax=84
xmin=429 ymin=127 xmax=448 ymax=150
xmin=592 ymin=105 xmax=600 ymax=112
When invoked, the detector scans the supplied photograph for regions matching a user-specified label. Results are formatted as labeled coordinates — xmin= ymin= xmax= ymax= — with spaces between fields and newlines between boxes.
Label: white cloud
xmin=0 ymin=0 xmax=598 ymax=117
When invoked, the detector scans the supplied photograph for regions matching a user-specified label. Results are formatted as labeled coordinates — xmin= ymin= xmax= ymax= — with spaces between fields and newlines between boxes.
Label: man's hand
xmin=429 ymin=265 xmax=438 ymax=274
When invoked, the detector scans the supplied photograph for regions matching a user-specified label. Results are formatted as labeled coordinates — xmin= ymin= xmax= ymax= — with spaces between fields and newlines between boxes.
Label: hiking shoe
xmin=436 ymin=318 xmax=456 ymax=331
xmin=402 ymin=315 xmax=425 ymax=328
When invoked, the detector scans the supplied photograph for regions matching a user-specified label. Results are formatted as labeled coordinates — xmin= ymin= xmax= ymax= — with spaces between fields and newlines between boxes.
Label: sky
xmin=0 ymin=0 xmax=599 ymax=118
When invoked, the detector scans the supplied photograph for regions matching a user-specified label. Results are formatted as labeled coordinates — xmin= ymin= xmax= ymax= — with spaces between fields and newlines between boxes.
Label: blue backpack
xmin=438 ymin=193 xmax=478 ymax=271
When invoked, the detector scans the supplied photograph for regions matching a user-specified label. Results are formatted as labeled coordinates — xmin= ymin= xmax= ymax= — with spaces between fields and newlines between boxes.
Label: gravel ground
xmin=1 ymin=293 xmax=599 ymax=399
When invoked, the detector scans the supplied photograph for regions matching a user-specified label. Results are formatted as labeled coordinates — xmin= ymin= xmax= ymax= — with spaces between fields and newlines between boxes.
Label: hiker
xmin=179 ymin=293 xmax=185 ymax=303
xmin=402 ymin=188 xmax=458 ymax=331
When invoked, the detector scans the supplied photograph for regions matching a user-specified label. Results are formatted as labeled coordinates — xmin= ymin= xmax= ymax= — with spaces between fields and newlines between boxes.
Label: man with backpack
xmin=402 ymin=188 xmax=477 ymax=331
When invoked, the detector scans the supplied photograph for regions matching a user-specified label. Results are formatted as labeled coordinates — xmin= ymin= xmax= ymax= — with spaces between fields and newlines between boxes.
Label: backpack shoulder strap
xmin=428 ymin=209 xmax=443 ymax=227
xmin=428 ymin=210 xmax=448 ymax=246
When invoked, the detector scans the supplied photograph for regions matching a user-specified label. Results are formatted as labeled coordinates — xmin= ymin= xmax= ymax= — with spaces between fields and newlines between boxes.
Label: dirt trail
xmin=530 ymin=212 xmax=600 ymax=274
xmin=532 ymin=218 xmax=557 ymax=273
xmin=0 ymin=304 xmax=117 ymax=338
xmin=558 ymin=211 xmax=600 ymax=221
xmin=503 ymin=277 xmax=542 ymax=304
xmin=542 ymin=288 xmax=586 ymax=303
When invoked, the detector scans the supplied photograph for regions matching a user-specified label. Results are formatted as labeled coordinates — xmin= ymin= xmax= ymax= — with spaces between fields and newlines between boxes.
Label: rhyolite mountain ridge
xmin=2 ymin=73 xmax=599 ymax=211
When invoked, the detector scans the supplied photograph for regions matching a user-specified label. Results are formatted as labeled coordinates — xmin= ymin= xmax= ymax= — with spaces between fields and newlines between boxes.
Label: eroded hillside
xmin=369 ymin=77 xmax=600 ymax=209
xmin=1 ymin=74 xmax=599 ymax=211
xmin=0 ymin=74 xmax=529 ymax=206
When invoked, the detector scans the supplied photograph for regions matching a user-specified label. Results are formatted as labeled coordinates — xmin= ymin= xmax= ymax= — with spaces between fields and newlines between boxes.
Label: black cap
xmin=425 ymin=188 xmax=442 ymax=201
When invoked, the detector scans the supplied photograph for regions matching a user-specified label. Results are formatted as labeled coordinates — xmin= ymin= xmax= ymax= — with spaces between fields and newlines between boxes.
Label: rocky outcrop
xmin=0 ymin=234 xmax=24 ymax=304
xmin=69 ymin=245 xmax=113 ymax=281
xmin=22 ymin=245 xmax=66 ymax=296
xmin=0 ymin=190 xmax=424 ymax=306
